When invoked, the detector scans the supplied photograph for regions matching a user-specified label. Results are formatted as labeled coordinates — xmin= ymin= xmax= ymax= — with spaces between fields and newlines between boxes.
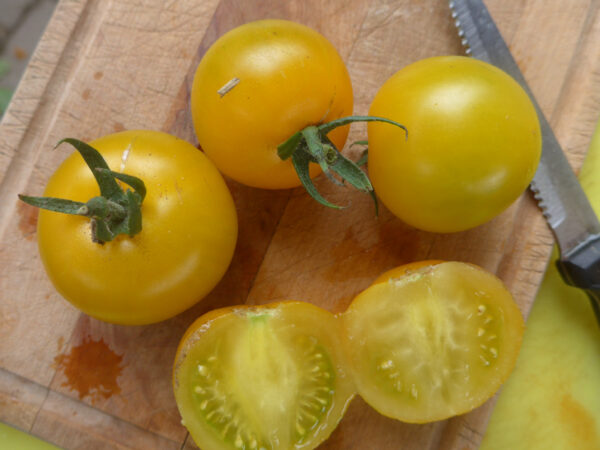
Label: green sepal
xmin=277 ymin=115 xmax=407 ymax=212
xmin=317 ymin=115 xmax=408 ymax=137
xmin=125 ymin=190 xmax=142 ymax=235
xmin=350 ymin=140 xmax=369 ymax=148
xmin=369 ymin=190 xmax=379 ymax=216
xmin=277 ymin=131 xmax=302 ymax=160
xmin=328 ymin=150 xmax=372 ymax=193
xmin=356 ymin=150 xmax=369 ymax=167
xmin=349 ymin=141 xmax=369 ymax=167
xmin=93 ymin=219 xmax=114 ymax=243
xmin=96 ymin=168 xmax=146 ymax=202
xmin=56 ymin=138 xmax=122 ymax=199
xmin=302 ymin=126 xmax=331 ymax=174
xmin=19 ymin=138 xmax=147 ymax=243
xmin=292 ymin=149 xmax=343 ymax=209
xmin=18 ymin=195 xmax=85 ymax=215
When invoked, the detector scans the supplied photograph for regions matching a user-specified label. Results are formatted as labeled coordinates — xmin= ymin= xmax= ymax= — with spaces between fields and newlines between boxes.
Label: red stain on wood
xmin=54 ymin=336 xmax=124 ymax=403
xmin=17 ymin=202 xmax=38 ymax=240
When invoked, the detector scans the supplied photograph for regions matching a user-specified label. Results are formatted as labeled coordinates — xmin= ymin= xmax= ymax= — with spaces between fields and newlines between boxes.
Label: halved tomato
xmin=173 ymin=301 xmax=355 ymax=449
xmin=342 ymin=261 xmax=524 ymax=423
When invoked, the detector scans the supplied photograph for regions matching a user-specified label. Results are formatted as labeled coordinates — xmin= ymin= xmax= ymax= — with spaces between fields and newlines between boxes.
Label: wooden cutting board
xmin=1 ymin=0 xmax=599 ymax=448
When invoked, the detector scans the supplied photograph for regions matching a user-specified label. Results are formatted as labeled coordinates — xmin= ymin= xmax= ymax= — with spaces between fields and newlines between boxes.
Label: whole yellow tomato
xmin=368 ymin=56 xmax=541 ymax=233
xmin=191 ymin=19 xmax=353 ymax=189
xmin=32 ymin=130 xmax=238 ymax=325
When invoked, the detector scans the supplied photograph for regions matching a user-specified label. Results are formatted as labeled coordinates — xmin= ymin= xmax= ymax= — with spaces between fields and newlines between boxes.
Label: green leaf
xmin=292 ymin=149 xmax=343 ymax=209
xmin=56 ymin=138 xmax=123 ymax=200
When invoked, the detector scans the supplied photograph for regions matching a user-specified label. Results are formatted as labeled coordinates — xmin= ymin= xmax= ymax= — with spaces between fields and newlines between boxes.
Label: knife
xmin=449 ymin=0 xmax=600 ymax=325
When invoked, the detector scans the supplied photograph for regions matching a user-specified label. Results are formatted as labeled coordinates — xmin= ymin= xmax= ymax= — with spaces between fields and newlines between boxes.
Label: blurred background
xmin=0 ymin=0 xmax=57 ymax=117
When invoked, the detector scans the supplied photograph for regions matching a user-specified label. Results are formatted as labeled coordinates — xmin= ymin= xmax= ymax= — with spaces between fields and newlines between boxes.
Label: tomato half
xmin=191 ymin=19 xmax=353 ymax=189
xmin=173 ymin=301 xmax=355 ymax=449
xmin=342 ymin=261 xmax=524 ymax=423
xmin=36 ymin=130 xmax=238 ymax=325
xmin=368 ymin=56 xmax=541 ymax=233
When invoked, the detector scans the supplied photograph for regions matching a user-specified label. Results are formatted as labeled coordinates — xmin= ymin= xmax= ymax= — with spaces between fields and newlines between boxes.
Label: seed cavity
xmin=379 ymin=359 xmax=395 ymax=370
xmin=410 ymin=384 xmax=418 ymax=399
xmin=294 ymin=341 xmax=335 ymax=445
xmin=234 ymin=434 xmax=244 ymax=448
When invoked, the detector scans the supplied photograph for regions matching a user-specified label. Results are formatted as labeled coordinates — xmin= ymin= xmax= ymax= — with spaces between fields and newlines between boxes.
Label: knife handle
xmin=556 ymin=234 xmax=600 ymax=325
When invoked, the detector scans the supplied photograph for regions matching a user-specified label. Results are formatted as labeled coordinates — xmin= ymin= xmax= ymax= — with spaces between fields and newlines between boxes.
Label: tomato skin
xmin=371 ymin=260 xmax=445 ymax=285
xmin=191 ymin=19 xmax=353 ymax=189
xmin=368 ymin=56 xmax=541 ymax=233
xmin=173 ymin=301 xmax=355 ymax=450
xmin=37 ymin=130 xmax=238 ymax=325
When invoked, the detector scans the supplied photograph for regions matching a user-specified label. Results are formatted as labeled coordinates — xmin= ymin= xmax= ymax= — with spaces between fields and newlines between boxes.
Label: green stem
xmin=276 ymin=115 xmax=407 ymax=211
xmin=19 ymin=139 xmax=146 ymax=243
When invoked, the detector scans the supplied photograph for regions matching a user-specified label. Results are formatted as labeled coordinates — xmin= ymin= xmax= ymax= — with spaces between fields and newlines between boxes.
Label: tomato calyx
xmin=19 ymin=138 xmax=146 ymax=244
xmin=277 ymin=116 xmax=407 ymax=211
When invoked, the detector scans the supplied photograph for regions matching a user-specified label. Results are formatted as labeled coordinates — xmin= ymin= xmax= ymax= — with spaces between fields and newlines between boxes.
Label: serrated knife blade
xmin=449 ymin=0 xmax=600 ymax=324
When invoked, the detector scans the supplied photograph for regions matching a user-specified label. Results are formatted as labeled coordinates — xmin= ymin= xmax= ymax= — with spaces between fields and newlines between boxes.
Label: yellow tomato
xmin=173 ymin=301 xmax=355 ymax=449
xmin=191 ymin=19 xmax=353 ymax=189
xmin=368 ymin=56 xmax=541 ymax=232
xmin=342 ymin=261 xmax=524 ymax=422
xmin=36 ymin=130 xmax=238 ymax=325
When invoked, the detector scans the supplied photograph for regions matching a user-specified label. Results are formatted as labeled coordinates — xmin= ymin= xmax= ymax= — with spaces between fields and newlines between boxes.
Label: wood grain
xmin=1 ymin=0 xmax=599 ymax=448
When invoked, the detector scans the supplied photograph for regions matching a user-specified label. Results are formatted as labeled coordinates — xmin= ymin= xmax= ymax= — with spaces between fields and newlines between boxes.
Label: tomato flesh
xmin=342 ymin=262 xmax=524 ymax=423
xmin=173 ymin=302 xmax=355 ymax=449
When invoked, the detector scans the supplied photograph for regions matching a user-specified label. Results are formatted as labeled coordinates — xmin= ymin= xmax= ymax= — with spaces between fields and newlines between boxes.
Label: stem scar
xmin=217 ymin=77 xmax=240 ymax=97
